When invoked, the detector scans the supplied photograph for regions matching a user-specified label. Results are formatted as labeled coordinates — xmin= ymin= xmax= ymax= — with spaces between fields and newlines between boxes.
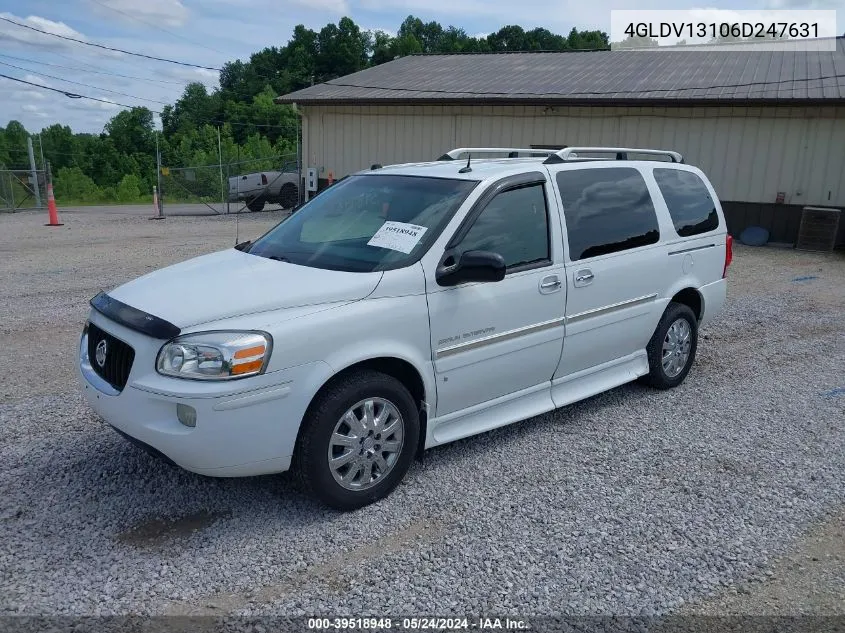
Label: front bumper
xmin=79 ymin=310 xmax=332 ymax=477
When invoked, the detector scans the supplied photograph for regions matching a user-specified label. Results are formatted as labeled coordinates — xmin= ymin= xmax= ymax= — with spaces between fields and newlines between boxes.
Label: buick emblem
xmin=95 ymin=339 xmax=108 ymax=368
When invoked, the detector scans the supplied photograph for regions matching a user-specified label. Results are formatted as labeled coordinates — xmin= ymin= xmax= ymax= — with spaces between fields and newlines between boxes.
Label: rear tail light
xmin=261 ymin=173 xmax=268 ymax=186
xmin=723 ymin=234 xmax=733 ymax=278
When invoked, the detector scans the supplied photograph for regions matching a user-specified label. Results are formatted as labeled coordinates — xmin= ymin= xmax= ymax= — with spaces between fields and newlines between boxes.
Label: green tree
xmin=567 ymin=28 xmax=610 ymax=49
xmin=3 ymin=15 xmax=622 ymax=207
xmin=53 ymin=166 xmax=102 ymax=202
xmin=1 ymin=121 xmax=29 ymax=169
xmin=397 ymin=16 xmax=445 ymax=53
xmin=115 ymin=173 xmax=142 ymax=202
xmin=488 ymin=25 xmax=529 ymax=51
xmin=162 ymin=83 xmax=221 ymax=136
xmin=104 ymin=107 xmax=155 ymax=156
xmin=371 ymin=30 xmax=395 ymax=65
xmin=316 ymin=17 xmax=370 ymax=81
xmin=612 ymin=35 xmax=659 ymax=49
xmin=39 ymin=124 xmax=77 ymax=171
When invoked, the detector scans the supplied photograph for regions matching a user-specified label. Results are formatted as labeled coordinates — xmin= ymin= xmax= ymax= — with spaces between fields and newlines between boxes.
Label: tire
xmin=641 ymin=302 xmax=698 ymax=390
xmin=279 ymin=183 xmax=299 ymax=209
xmin=294 ymin=370 xmax=419 ymax=511
xmin=246 ymin=198 xmax=265 ymax=213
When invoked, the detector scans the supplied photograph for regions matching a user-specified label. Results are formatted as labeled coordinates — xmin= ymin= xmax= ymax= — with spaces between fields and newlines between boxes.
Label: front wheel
xmin=294 ymin=370 xmax=419 ymax=511
xmin=641 ymin=302 xmax=698 ymax=389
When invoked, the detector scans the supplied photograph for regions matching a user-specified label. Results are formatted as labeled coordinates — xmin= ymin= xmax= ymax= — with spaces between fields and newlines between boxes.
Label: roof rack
xmin=437 ymin=148 xmax=558 ymax=161
xmin=543 ymin=147 xmax=683 ymax=164
xmin=436 ymin=146 xmax=684 ymax=164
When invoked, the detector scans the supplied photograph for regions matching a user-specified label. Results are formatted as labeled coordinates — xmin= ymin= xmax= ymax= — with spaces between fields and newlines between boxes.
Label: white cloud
xmin=157 ymin=66 xmax=219 ymax=91
xmin=23 ymin=74 xmax=49 ymax=87
xmin=21 ymin=104 xmax=47 ymax=116
xmin=0 ymin=12 xmax=88 ymax=50
xmin=764 ymin=0 xmax=840 ymax=7
xmin=285 ymin=0 xmax=350 ymax=12
xmin=65 ymin=96 xmax=121 ymax=111
xmin=87 ymin=0 xmax=190 ymax=28
xmin=357 ymin=0 xmax=518 ymax=21
xmin=11 ymin=90 xmax=46 ymax=101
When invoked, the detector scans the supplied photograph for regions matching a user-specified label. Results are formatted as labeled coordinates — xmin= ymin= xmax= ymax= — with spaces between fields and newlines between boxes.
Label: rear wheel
xmin=641 ymin=302 xmax=698 ymax=389
xmin=279 ymin=183 xmax=299 ymax=209
xmin=294 ymin=370 xmax=419 ymax=511
xmin=246 ymin=198 xmax=265 ymax=212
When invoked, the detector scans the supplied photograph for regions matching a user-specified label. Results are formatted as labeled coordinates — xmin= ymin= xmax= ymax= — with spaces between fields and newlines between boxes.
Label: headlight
xmin=156 ymin=331 xmax=272 ymax=380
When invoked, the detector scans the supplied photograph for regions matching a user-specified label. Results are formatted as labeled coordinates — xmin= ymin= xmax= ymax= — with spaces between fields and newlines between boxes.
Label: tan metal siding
xmin=302 ymin=105 xmax=845 ymax=206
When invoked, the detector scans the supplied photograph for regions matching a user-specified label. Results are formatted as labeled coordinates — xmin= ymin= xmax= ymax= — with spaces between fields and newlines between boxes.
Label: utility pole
xmin=37 ymin=135 xmax=46 ymax=171
xmin=27 ymin=136 xmax=42 ymax=209
xmin=155 ymin=132 xmax=163 ymax=216
xmin=217 ymin=126 xmax=225 ymax=212
xmin=295 ymin=107 xmax=303 ymax=206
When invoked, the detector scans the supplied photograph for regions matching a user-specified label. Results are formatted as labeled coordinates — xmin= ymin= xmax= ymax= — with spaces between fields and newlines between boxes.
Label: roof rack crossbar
xmin=543 ymin=147 xmax=683 ymax=164
xmin=438 ymin=147 xmax=558 ymax=161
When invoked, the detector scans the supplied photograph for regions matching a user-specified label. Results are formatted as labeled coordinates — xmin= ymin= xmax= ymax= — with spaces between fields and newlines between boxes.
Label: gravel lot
xmin=1 ymin=206 xmax=844 ymax=617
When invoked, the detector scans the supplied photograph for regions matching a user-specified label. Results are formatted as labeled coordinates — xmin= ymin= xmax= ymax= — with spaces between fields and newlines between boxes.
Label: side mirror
xmin=436 ymin=250 xmax=506 ymax=287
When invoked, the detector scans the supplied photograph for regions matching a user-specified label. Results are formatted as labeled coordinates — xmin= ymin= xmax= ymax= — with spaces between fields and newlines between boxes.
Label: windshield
xmin=246 ymin=174 xmax=478 ymax=272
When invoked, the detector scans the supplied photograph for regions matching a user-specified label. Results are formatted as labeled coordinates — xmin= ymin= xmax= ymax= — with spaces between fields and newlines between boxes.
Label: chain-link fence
xmin=159 ymin=153 xmax=301 ymax=216
xmin=0 ymin=169 xmax=47 ymax=212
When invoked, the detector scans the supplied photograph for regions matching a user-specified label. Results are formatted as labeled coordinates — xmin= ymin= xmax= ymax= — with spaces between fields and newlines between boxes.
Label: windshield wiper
xmin=234 ymin=240 xmax=252 ymax=252
xmin=268 ymin=255 xmax=291 ymax=263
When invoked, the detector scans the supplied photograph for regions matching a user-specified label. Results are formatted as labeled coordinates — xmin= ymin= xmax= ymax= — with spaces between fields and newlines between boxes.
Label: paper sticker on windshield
xmin=367 ymin=221 xmax=428 ymax=254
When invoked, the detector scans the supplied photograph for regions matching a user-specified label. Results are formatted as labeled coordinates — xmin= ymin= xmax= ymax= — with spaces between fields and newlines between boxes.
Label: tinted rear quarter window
xmin=653 ymin=168 xmax=720 ymax=237
xmin=556 ymin=167 xmax=660 ymax=261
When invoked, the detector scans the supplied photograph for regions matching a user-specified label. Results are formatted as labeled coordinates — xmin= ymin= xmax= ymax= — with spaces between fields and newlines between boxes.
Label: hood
xmin=108 ymin=249 xmax=382 ymax=328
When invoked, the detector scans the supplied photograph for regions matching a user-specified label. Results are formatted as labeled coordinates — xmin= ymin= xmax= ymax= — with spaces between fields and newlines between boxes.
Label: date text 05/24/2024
xmin=307 ymin=617 xmax=529 ymax=630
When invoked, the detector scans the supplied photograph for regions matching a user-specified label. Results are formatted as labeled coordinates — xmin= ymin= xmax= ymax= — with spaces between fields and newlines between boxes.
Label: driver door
xmin=423 ymin=176 xmax=566 ymax=418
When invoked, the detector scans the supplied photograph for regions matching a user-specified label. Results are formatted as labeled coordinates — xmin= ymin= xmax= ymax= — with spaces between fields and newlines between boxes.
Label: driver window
xmin=458 ymin=183 xmax=550 ymax=270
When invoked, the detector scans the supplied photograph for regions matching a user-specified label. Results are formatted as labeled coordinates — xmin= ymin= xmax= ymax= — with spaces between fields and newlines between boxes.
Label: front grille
xmin=87 ymin=322 xmax=135 ymax=392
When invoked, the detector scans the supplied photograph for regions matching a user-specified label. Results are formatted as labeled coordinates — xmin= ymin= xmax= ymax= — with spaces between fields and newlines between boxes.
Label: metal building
xmin=276 ymin=38 xmax=845 ymax=244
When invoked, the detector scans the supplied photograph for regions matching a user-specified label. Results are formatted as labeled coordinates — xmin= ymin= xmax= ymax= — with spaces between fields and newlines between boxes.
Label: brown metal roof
xmin=276 ymin=38 xmax=845 ymax=106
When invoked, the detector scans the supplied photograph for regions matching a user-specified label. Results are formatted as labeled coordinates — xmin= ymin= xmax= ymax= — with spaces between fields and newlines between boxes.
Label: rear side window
xmin=556 ymin=168 xmax=659 ymax=261
xmin=653 ymin=169 xmax=719 ymax=237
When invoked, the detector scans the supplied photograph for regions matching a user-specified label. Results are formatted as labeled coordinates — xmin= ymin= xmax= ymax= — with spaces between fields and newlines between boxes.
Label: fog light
xmin=176 ymin=403 xmax=197 ymax=428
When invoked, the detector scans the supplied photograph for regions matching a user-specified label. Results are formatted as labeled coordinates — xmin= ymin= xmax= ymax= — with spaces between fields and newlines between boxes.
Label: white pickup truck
xmin=80 ymin=146 xmax=731 ymax=510
xmin=227 ymin=162 xmax=299 ymax=212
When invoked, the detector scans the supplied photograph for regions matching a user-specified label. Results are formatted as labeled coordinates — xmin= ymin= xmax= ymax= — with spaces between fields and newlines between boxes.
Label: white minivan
xmin=79 ymin=147 xmax=732 ymax=510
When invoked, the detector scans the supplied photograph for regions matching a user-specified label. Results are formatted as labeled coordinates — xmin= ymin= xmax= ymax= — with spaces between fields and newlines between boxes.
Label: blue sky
xmin=1 ymin=0 xmax=843 ymax=133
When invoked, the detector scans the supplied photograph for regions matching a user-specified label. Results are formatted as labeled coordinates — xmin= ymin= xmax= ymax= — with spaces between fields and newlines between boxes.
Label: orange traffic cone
xmin=45 ymin=181 xmax=63 ymax=227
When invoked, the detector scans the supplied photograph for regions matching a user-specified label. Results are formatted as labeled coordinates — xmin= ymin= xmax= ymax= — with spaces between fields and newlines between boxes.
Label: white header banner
xmin=611 ymin=10 xmax=838 ymax=51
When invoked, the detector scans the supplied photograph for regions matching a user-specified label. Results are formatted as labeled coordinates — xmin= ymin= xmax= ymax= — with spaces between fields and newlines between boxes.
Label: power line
xmin=88 ymin=0 xmax=229 ymax=56
xmin=0 ymin=73 xmax=159 ymax=111
xmin=205 ymin=119 xmax=298 ymax=129
xmin=0 ymin=16 xmax=222 ymax=71
xmin=53 ymin=50 xmax=116 ymax=75
xmin=0 ymin=60 xmax=170 ymax=105
xmin=0 ymin=52 xmax=188 ymax=86
xmin=2 ymin=73 xmax=297 ymax=130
